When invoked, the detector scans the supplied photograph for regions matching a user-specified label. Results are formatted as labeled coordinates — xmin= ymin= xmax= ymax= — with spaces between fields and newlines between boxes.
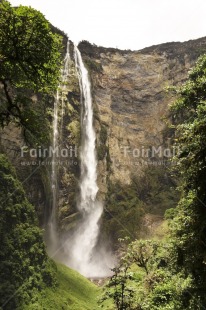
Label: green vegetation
xmin=0 ymin=154 xmax=100 ymax=310
xmin=97 ymin=124 xmax=109 ymax=160
xmin=22 ymin=263 xmax=100 ymax=310
xmin=21 ymin=94 xmax=54 ymax=146
xmin=131 ymin=166 xmax=179 ymax=215
xmin=104 ymin=181 xmax=145 ymax=245
xmin=0 ymin=1 xmax=64 ymax=308
xmin=0 ymin=0 xmax=62 ymax=143
xmin=0 ymin=155 xmax=56 ymax=310
xmin=103 ymin=165 xmax=178 ymax=246
xmin=168 ymin=53 xmax=206 ymax=305
xmin=2 ymin=1 xmax=206 ymax=309
xmin=101 ymin=54 xmax=206 ymax=309
xmin=101 ymin=237 xmax=195 ymax=310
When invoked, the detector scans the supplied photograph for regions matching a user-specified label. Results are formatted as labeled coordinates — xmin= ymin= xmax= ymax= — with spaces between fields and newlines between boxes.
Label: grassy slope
xmin=22 ymin=263 xmax=101 ymax=310
xmin=21 ymin=223 xmax=169 ymax=310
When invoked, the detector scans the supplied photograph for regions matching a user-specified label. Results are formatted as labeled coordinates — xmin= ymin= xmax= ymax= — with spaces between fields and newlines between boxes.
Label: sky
xmin=9 ymin=0 xmax=206 ymax=51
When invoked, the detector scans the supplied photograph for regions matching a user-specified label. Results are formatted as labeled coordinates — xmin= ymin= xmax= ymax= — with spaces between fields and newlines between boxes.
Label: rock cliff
xmin=1 ymin=36 xmax=206 ymax=244
xmin=78 ymin=37 xmax=206 ymax=192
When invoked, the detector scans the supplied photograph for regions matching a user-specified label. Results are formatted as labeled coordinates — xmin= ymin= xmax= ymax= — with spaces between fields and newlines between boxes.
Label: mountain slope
xmin=21 ymin=263 xmax=101 ymax=310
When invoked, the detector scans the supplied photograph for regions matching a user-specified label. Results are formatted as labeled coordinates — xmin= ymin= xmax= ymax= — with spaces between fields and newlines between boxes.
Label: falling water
xmin=48 ymin=41 xmax=71 ymax=254
xmin=63 ymin=46 xmax=114 ymax=277
xmin=60 ymin=41 xmax=71 ymax=131
xmin=49 ymin=88 xmax=59 ymax=253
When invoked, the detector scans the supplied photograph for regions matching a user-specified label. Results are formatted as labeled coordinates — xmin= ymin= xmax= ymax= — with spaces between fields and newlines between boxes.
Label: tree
xmin=169 ymin=54 xmax=206 ymax=306
xmin=0 ymin=155 xmax=56 ymax=310
xmin=0 ymin=0 xmax=62 ymax=127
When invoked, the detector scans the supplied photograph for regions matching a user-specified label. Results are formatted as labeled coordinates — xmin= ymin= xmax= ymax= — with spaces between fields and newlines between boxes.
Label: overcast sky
xmin=9 ymin=0 xmax=206 ymax=51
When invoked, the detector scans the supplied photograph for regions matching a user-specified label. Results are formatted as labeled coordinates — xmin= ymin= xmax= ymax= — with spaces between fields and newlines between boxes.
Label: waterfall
xmin=63 ymin=46 xmax=114 ymax=278
xmin=60 ymin=41 xmax=70 ymax=132
xmin=49 ymin=88 xmax=59 ymax=253
xmin=47 ymin=41 xmax=113 ymax=277
xmin=75 ymin=46 xmax=99 ymax=211
xmin=48 ymin=41 xmax=71 ymax=254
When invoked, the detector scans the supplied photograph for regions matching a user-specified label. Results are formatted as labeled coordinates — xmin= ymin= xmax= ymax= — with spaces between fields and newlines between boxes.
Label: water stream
xmin=49 ymin=42 xmax=113 ymax=277
xmin=63 ymin=46 xmax=113 ymax=277
xmin=48 ymin=41 xmax=71 ymax=254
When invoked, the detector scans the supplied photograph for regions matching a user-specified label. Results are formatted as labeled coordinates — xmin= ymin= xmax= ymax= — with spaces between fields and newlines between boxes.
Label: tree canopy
xmin=0 ymin=2 xmax=62 ymax=308
xmin=0 ymin=0 xmax=62 ymax=126
xmin=0 ymin=155 xmax=56 ymax=310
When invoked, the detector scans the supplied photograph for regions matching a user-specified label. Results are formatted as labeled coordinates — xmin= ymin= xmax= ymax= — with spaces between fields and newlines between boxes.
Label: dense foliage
xmin=0 ymin=0 xmax=62 ymax=142
xmin=0 ymin=1 xmax=64 ymax=309
xmin=103 ymin=166 xmax=178 ymax=247
xmin=0 ymin=155 xmax=56 ymax=310
xmin=101 ymin=54 xmax=206 ymax=309
xmin=104 ymin=181 xmax=145 ymax=244
xmin=169 ymin=53 xmax=206 ymax=306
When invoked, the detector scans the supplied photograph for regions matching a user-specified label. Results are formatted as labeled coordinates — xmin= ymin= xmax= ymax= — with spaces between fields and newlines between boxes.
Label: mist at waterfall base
xmin=61 ymin=200 xmax=115 ymax=278
xmin=48 ymin=43 xmax=115 ymax=278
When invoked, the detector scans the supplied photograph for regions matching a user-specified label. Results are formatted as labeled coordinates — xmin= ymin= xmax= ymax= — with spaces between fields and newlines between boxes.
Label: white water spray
xmin=63 ymin=46 xmax=114 ymax=277
xmin=48 ymin=41 xmax=71 ymax=254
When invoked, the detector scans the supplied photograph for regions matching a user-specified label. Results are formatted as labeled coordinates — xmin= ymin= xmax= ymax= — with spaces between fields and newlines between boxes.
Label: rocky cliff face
xmin=58 ymin=37 xmax=206 ymax=243
xmin=79 ymin=37 xmax=206 ymax=194
xmin=1 ymin=36 xmax=206 ymax=244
